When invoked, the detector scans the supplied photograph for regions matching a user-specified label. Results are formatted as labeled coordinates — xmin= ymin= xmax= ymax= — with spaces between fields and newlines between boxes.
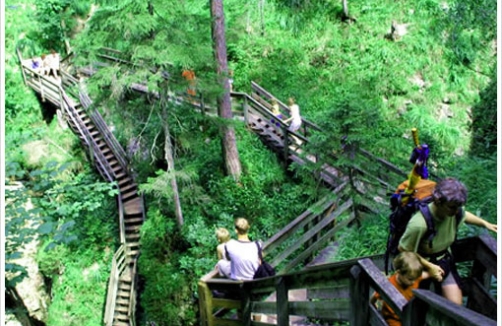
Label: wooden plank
xmin=275 ymin=277 xmax=289 ymax=326
xmin=464 ymin=278 xmax=497 ymax=319
xmin=369 ymin=303 xmax=387 ymax=326
xmin=357 ymin=148 xmax=407 ymax=178
xmin=209 ymin=318 xmax=243 ymax=326
xmin=251 ymin=301 xmax=276 ymax=315
xmin=270 ymin=199 xmax=353 ymax=267
xmin=212 ymin=298 xmax=242 ymax=310
xmin=357 ymin=258 xmax=408 ymax=318
xmin=280 ymin=211 xmax=355 ymax=273
xmin=413 ymin=289 xmax=497 ymax=326
xmin=349 ymin=265 xmax=370 ymax=325
xmin=307 ymin=283 xmax=350 ymax=300
xmin=288 ymin=300 xmax=350 ymax=320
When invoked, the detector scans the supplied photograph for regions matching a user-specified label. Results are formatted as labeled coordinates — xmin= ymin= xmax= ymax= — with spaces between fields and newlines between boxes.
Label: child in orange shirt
xmin=371 ymin=252 xmax=429 ymax=326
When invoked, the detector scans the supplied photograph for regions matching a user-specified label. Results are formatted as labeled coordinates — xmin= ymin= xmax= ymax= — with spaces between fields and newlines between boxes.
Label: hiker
xmin=228 ymin=69 xmax=234 ymax=92
xmin=181 ymin=68 xmax=196 ymax=97
xmin=371 ymin=252 xmax=430 ymax=326
xmin=223 ymin=217 xmax=260 ymax=281
xmin=40 ymin=54 xmax=51 ymax=76
xmin=30 ymin=57 xmax=41 ymax=72
xmin=48 ymin=49 xmax=60 ymax=79
xmin=215 ymin=227 xmax=231 ymax=278
xmin=270 ymin=99 xmax=282 ymax=127
xmin=398 ymin=177 xmax=497 ymax=305
xmin=284 ymin=97 xmax=301 ymax=132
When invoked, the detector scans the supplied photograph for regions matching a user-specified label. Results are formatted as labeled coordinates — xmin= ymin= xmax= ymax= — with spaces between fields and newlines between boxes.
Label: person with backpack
xmin=398 ymin=177 xmax=497 ymax=305
xmin=223 ymin=217 xmax=261 ymax=281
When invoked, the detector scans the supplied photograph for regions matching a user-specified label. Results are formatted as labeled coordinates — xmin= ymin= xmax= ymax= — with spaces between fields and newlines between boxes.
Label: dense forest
xmin=4 ymin=0 xmax=497 ymax=325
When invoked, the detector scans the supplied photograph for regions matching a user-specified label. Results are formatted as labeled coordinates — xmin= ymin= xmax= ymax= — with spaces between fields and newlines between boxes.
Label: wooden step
xmin=115 ymin=305 xmax=129 ymax=313
xmin=124 ymin=216 xmax=143 ymax=224
xmin=125 ymin=224 xmax=141 ymax=232
xmin=120 ymin=183 xmax=137 ymax=194
xmin=119 ymin=283 xmax=131 ymax=291
xmin=125 ymin=233 xmax=141 ymax=241
xmin=122 ymin=189 xmax=138 ymax=201
xmin=112 ymin=321 xmax=129 ymax=326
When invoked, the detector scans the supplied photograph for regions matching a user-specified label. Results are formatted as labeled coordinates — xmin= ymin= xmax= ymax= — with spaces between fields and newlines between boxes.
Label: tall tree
xmin=210 ymin=0 xmax=242 ymax=181
xmin=160 ymin=92 xmax=184 ymax=229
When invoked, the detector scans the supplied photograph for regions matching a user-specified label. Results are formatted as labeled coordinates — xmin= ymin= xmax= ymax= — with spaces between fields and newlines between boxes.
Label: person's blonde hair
xmin=393 ymin=252 xmax=423 ymax=279
xmin=215 ymin=228 xmax=230 ymax=243
xmin=234 ymin=217 xmax=250 ymax=235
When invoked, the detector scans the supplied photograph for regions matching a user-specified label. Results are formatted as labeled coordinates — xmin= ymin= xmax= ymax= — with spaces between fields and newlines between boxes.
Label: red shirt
xmin=373 ymin=273 xmax=422 ymax=326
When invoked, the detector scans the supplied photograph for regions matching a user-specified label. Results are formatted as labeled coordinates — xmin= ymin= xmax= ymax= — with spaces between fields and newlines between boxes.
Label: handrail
xmin=413 ymin=290 xmax=496 ymax=326
xmin=251 ymin=81 xmax=322 ymax=132
xmin=199 ymin=236 xmax=496 ymax=326
xmin=104 ymin=245 xmax=127 ymax=326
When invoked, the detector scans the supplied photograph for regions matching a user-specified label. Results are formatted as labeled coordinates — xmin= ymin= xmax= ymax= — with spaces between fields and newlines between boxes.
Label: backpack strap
xmin=255 ymin=241 xmax=263 ymax=261
xmin=419 ymin=204 xmax=464 ymax=250
xmin=224 ymin=244 xmax=230 ymax=261
xmin=418 ymin=204 xmax=436 ymax=249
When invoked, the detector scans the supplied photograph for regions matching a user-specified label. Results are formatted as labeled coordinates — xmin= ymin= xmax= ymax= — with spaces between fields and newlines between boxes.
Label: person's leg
xmin=441 ymin=272 xmax=463 ymax=305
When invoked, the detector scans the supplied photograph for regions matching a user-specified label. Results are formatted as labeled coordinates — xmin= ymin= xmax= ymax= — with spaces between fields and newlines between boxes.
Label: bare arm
xmin=464 ymin=211 xmax=497 ymax=233
xmin=399 ymin=246 xmax=444 ymax=282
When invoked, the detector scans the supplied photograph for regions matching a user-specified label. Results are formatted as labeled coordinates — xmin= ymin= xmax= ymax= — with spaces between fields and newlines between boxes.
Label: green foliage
xmin=42 ymin=247 xmax=112 ymax=326
xmin=469 ymin=75 xmax=496 ymax=157
xmin=334 ymin=213 xmax=389 ymax=260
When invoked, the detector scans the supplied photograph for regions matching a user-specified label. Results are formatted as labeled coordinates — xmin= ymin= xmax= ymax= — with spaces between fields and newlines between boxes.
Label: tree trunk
xmin=342 ymin=0 xmax=349 ymax=19
xmin=160 ymin=100 xmax=184 ymax=230
xmin=210 ymin=0 xmax=242 ymax=181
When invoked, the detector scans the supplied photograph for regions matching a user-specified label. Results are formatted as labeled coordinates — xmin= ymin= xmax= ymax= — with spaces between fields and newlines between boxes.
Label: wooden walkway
xmin=18 ymin=48 xmax=497 ymax=326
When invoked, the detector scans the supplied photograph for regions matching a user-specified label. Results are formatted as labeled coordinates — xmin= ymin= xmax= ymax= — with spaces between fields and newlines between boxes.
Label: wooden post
xmin=39 ymin=76 xmax=45 ymax=102
xmin=283 ymin=126 xmax=289 ymax=163
xmin=243 ymin=96 xmax=248 ymax=125
xmin=240 ymin=286 xmax=252 ymax=326
xmin=349 ymin=265 xmax=369 ymax=325
xmin=276 ymin=277 xmax=289 ymax=326
xmin=198 ymin=281 xmax=213 ymax=326
xmin=401 ymin=297 xmax=422 ymax=326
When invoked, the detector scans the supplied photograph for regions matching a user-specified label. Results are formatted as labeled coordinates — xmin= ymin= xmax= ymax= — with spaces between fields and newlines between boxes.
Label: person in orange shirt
xmin=182 ymin=69 xmax=196 ymax=96
xmin=371 ymin=252 xmax=429 ymax=326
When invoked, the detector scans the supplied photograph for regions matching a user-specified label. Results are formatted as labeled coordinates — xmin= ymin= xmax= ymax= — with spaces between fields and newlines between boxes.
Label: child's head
xmin=215 ymin=228 xmax=230 ymax=243
xmin=393 ymin=252 xmax=423 ymax=287
xmin=234 ymin=217 xmax=250 ymax=235
xmin=288 ymin=97 xmax=295 ymax=105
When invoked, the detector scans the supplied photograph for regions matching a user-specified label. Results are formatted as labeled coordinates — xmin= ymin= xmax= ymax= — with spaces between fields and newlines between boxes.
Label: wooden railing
xmin=103 ymin=245 xmax=128 ymax=326
xmin=198 ymin=235 xmax=496 ymax=326
xmin=353 ymin=233 xmax=497 ymax=325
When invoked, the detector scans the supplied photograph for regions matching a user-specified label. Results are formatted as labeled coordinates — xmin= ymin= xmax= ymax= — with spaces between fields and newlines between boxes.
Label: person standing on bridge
xmin=222 ymin=217 xmax=261 ymax=281
xmin=182 ymin=68 xmax=197 ymax=97
xmin=284 ymin=97 xmax=301 ymax=133
xmin=398 ymin=177 xmax=497 ymax=305
xmin=48 ymin=49 xmax=60 ymax=79
xmin=270 ymin=99 xmax=283 ymax=127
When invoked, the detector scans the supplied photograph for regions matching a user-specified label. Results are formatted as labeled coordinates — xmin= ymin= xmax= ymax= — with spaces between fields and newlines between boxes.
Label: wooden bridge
xmin=17 ymin=48 xmax=497 ymax=326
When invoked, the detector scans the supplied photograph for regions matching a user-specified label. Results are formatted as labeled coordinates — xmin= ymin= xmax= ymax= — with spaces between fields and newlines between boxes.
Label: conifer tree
xmin=210 ymin=0 xmax=242 ymax=181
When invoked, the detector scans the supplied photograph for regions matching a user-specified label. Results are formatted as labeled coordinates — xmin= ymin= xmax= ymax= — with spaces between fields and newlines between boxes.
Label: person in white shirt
xmin=284 ymin=97 xmax=302 ymax=132
xmin=221 ymin=218 xmax=260 ymax=281
xmin=48 ymin=49 xmax=60 ymax=78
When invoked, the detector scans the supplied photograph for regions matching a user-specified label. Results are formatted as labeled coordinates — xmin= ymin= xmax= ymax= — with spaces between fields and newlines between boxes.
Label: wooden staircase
xmin=18 ymin=51 xmax=144 ymax=326
xmin=18 ymin=48 xmax=497 ymax=326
